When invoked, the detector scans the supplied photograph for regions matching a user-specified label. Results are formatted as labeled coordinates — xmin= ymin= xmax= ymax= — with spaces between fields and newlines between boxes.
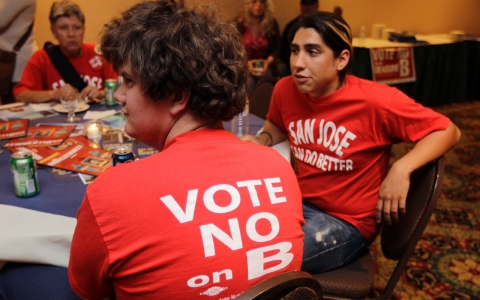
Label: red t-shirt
xmin=267 ymin=75 xmax=450 ymax=242
xmin=68 ymin=129 xmax=305 ymax=300
xmin=14 ymin=43 xmax=117 ymax=96
xmin=242 ymin=27 xmax=269 ymax=60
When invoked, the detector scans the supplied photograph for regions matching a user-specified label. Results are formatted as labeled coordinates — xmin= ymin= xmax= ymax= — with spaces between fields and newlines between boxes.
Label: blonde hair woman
xmin=234 ymin=0 xmax=282 ymax=94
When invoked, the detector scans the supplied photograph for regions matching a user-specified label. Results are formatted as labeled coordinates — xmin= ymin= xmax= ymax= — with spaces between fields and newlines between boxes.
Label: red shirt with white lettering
xmin=267 ymin=75 xmax=450 ymax=242
xmin=13 ymin=43 xmax=117 ymax=96
xmin=68 ymin=129 xmax=304 ymax=300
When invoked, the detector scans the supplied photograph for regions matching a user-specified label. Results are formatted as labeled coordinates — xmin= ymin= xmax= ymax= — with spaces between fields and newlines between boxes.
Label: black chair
xmin=312 ymin=157 xmax=445 ymax=300
xmin=237 ymin=271 xmax=323 ymax=300
xmin=248 ymin=78 xmax=278 ymax=120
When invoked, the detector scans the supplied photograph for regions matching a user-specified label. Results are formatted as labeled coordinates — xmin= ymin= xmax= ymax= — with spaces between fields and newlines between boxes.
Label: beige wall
xmin=35 ymin=0 xmax=480 ymax=48
xmin=35 ymin=0 xmax=138 ymax=47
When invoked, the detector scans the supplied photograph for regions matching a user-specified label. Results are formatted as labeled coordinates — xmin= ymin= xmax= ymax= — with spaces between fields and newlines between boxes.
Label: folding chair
xmin=237 ymin=271 xmax=323 ymax=300
xmin=248 ymin=78 xmax=277 ymax=120
xmin=312 ymin=157 xmax=445 ymax=299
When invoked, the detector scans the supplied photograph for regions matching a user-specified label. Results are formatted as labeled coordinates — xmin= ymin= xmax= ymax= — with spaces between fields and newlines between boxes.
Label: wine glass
xmin=60 ymin=90 xmax=80 ymax=122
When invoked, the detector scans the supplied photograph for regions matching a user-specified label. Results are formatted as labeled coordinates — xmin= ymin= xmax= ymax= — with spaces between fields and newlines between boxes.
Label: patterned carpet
xmin=373 ymin=101 xmax=480 ymax=299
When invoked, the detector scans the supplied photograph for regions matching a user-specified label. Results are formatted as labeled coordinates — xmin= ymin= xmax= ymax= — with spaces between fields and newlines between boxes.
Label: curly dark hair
xmin=100 ymin=0 xmax=248 ymax=121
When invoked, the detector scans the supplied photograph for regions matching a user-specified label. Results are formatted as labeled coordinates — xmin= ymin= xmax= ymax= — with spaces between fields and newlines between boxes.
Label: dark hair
xmin=300 ymin=0 xmax=318 ymax=5
xmin=289 ymin=12 xmax=352 ymax=82
xmin=49 ymin=0 xmax=85 ymax=25
xmin=101 ymin=0 xmax=248 ymax=121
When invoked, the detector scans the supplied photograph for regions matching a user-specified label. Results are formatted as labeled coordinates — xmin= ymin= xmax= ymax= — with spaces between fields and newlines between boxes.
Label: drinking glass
xmin=84 ymin=120 xmax=103 ymax=144
xmin=60 ymin=90 xmax=80 ymax=122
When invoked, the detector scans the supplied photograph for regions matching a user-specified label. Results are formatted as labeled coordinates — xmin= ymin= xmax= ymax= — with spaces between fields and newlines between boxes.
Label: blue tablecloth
xmin=0 ymin=102 xmax=268 ymax=299
xmin=0 ymin=104 xmax=265 ymax=217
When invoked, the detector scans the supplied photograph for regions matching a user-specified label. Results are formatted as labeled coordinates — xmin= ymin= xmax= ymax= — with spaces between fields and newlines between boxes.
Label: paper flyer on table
xmin=83 ymin=109 xmax=117 ymax=120
xmin=37 ymin=139 xmax=112 ymax=176
xmin=99 ymin=111 xmax=127 ymax=129
xmin=0 ymin=119 xmax=29 ymax=140
xmin=0 ymin=104 xmax=58 ymax=120
xmin=47 ymin=167 xmax=96 ymax=185
xmin=8 ymin=136 xmax=112 ymax=177
xmin=3 ymin=125 xmax=75 ymax=148
xmin=38 ymin=144 xmax=112 ymax=176
xmin=8 ymin=136 xmax=97 ymax=159
xmin=102 ymin=128 xmax=135 ymax=152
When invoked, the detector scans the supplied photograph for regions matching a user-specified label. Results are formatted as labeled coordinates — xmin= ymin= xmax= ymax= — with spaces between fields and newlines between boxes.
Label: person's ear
xmin=336 ymin=49 xmax=350 ymax=71
xmin=169 ymin=91 xmax=190 ymax=116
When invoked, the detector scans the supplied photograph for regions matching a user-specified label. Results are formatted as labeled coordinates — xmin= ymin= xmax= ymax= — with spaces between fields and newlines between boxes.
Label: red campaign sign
xmin=369 ymin=46 xmax=416 ymax=84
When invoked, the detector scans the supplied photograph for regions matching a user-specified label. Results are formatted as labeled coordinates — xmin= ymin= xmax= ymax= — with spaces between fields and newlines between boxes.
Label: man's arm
xmin=16 ymin=90 xmax=60 ymax=103
xmin=79 ymin=85 xmax=105 ymax=100
xmin=16 ymin=84 xmax=78 ymax=103
xmin=376 ymin=121 xmax=461 ymax=224
xmin=0 ymin=0 xmax=22 ymax=29
xmin=241 ymin=119 xmax=288 ymax=146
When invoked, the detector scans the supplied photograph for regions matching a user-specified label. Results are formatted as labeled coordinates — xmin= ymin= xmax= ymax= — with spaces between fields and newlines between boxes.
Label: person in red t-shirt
xmin=67 ymin=1 xmax=305 ymax=299
xmin=14 ymin=0 xmax=116 ymax=103
xmin=242 ymin=12 xmax=461 ymax=273
xmin=233 ymin=0 xmax=283 ymax=94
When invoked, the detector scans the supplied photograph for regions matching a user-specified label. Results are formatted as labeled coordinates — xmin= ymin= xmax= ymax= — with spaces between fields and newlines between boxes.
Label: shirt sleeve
xmin=0 ymin=0 xmax=21 ymax=28
xmin=266 ymin=79 xmax=287 ymax=132
xmin=68 ymin=196 xmax=113 ymax=300
xmin=383 ymin=88 xmax=450 ymax=143
xmin=13 ymin=51 xmax=48 ymax=96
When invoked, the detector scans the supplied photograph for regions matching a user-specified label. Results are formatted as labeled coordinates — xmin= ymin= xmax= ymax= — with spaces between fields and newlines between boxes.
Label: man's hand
xmin=241 ymin=133 xmax=273 ymax=147
xmin=247 ymin=59 xmax=266 ymax=77
xmin=376 ymin=164 xmax=410 ymax=225
xmin=376 ymin=121 xmax=461 ymax=225
xmin=59 ymin=84 xmax=78 ymax=99
xmin=80 ymin=85 xmax=101 ymax=100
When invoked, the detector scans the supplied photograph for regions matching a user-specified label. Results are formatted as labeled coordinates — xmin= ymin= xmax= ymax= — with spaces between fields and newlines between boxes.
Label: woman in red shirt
xmin=234 ymin=0 xmax=283 ymax=94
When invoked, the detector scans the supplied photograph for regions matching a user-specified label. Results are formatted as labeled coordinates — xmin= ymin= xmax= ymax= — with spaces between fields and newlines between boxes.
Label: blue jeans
xmin=301 ymin=202 xmax=369 ymax=273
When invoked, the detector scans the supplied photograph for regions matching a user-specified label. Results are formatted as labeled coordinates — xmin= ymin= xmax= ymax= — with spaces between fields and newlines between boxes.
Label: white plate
xmin=53 ymin=103 xmax=90 ymax=113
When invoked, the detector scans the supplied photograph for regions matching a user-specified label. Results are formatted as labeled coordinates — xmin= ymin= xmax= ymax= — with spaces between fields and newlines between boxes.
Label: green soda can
xmin=253 ymin=61 xmax=264 ymax=69
xmin=10 ymin=151 xmax=40 ymax=197
xmin=105 ymin=79 xmax=118 ymax=106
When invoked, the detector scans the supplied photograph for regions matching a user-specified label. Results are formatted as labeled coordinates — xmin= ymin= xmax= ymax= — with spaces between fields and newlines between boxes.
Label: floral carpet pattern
xmin=373 ymin=101 xmax=480 ymax=299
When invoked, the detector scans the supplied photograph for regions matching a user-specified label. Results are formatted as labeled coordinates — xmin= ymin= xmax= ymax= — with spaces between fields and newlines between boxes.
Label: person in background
xmin=242 ymin=12 xmax=461 ymax=274
xmin=13 ymin=0 xmax=116 ymax=103
xmin=0 ymin=0 xmax=37 ymax=104
xmin=333 ymin=5 xmax=343 ymax=18
xmin=280 ymin=0 xmax=319 ymax=72
xmin=234 ymin=0 xmax=283 ymax=94
xmin=280 ymin=0 xmax=343 ymax=73
xmin=68 ymin=1 xmax=305 ymax=299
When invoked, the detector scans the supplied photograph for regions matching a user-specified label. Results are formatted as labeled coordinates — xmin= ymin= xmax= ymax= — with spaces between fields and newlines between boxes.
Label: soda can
xmin=11 ymin=151 xmax=40 ymax=197
xmin=105 ymin=79 xmax=118 ymax=106
xmin=253 ymin=60 xmax=264 ymax=69
xmin=111 ymin=145 xmax=135 ymax=166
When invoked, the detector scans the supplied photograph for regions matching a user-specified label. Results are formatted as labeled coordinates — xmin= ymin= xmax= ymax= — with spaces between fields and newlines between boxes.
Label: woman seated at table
xmin=234 ymin=0 xmax=284 ymax=94
xmin=13 ymin=0 xmax=116 ymax=103
xmin=68 ymin=1 xmax=305 ymax=299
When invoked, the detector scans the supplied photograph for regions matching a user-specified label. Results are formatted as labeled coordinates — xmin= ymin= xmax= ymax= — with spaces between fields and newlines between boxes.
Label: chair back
xmin=248 ymin=80 xmax=276 ymax=120
xmin=311 ymin=158 xmax=444 ymax=300
xmin=379 ymin=157 xmax=445 ymax=299
xmin=237 ymin=271 xmax=323 ymax=300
